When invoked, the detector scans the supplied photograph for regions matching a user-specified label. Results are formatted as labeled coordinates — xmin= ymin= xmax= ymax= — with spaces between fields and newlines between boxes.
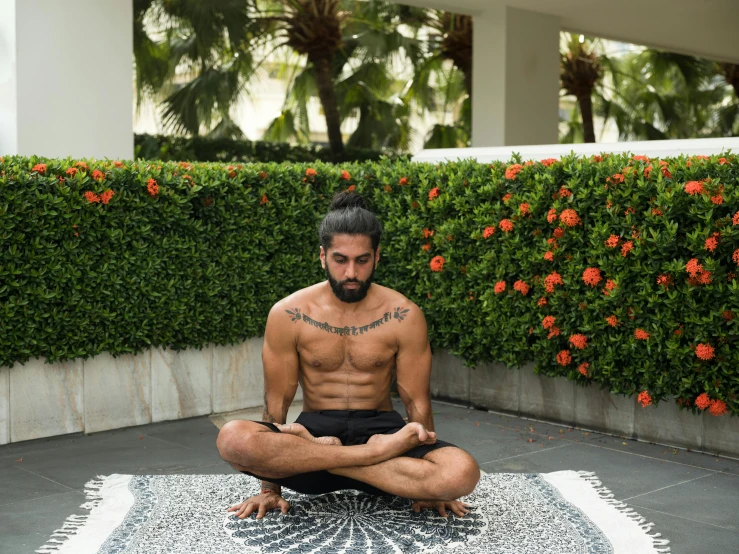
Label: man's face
xmin=321 ymin=234 xmax=379 ymax=304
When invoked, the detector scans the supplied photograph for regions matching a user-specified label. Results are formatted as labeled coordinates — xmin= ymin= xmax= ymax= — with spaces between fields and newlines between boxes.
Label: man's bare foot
xmin=275 ymin=423 xmax=342 ymax=446
xmin=367 ymin=423 xmax=437 ymax=458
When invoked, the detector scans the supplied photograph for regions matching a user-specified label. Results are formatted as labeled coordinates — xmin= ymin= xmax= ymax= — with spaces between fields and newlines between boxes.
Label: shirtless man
xmin=216 ymin=191 xmax=480 ymax=520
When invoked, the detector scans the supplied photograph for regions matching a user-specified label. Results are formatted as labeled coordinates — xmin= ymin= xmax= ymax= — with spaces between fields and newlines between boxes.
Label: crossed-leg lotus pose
xmin=217 ymin=191 xmax=480 ymax=519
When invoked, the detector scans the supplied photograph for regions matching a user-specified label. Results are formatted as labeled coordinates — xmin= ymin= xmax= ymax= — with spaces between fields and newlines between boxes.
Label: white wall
xmin=0 ymin=0 xmax=134 ymax=159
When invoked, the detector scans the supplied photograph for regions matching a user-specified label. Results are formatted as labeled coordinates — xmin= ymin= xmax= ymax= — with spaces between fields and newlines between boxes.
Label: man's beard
xmin=325 ymin=263 xmax=375 ymax=303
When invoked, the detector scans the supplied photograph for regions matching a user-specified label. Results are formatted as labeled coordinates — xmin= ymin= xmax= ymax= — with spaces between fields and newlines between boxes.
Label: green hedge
xmin=0 ymin=153 xmax=737 ymax=417
xmin=134 ymin=134 xmax=404 ymax=164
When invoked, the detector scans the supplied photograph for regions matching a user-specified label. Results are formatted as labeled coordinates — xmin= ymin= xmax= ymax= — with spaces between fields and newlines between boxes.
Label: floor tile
xmin=0 ymin=464 xmax=72 ymax=507
xmin=628 ymin=504 xmax=739 ymax=554
xmin=628 ymin=472 xmax=739 ymax=531
xmin=0 ymin=490 xmax=86 ymax=554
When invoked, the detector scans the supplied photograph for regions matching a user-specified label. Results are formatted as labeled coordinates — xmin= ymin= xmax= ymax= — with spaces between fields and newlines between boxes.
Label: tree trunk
xmin=310 ymin=54 xmax=344 ymax=156
xmin=577 ymin=93 xmax=596 ymax=143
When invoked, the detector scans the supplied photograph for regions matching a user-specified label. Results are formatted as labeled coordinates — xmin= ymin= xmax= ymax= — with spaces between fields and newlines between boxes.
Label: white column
xmin=472 ymin=7 xmax=560 ymax=147
xmin=0 ymin=0 xmax=133 ymax=159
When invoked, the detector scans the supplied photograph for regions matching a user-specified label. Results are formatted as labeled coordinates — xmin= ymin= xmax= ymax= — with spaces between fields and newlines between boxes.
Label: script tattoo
xmin=285 ymin=306 xmax=411 ymax=336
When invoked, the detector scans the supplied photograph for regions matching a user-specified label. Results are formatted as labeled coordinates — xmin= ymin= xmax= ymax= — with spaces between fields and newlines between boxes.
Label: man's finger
xmin=437 ymin=505 xmax=448 ymax=518
xmin=238 ymin=503 xmax=255 ymax=519
xmin=227 ymin=503 xmax=241 ymax=512
xmin=280 ymin=500 xmax=290 ymax=514
xmin=256 ymin=503 xmax=269 ymax=519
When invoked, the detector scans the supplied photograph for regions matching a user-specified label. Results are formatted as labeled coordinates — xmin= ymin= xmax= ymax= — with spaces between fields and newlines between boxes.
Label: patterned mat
xmin=37 ymin=472 xmax=670 ymax=553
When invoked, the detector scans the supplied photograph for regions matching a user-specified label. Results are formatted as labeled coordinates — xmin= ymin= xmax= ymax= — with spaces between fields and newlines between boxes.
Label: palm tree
xmin=560 ymin=35 xmax=603 ymax=143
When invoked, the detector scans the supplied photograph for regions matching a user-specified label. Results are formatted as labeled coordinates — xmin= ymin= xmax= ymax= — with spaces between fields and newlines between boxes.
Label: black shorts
xmin=240 ymin=409 xmax=456 ymax=496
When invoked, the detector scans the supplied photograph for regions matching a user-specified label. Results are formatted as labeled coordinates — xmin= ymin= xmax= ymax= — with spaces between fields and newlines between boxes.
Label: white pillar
xmin=472 ymin=7 xmax=560 ymax=147
xmin=0 ymin=0 xmax=133 ymax=159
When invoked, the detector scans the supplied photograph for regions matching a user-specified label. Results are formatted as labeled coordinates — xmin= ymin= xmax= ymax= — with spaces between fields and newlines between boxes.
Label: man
xmin=217 ymin=191 xmax=480 ymax=520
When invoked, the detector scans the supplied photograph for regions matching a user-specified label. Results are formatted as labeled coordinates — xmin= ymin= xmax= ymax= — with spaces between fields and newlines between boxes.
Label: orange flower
xmin=604 ymin=279 xmax=617 ymax=291
xmin=710 ymin=194 xmax=723 ymax=205
xmin=606 ymin=315 xmax=618 ymax=327
xmin=604 ymin=235 xmax=620 ymax=248
xmin=553 ymin=227 xmax=565 ymax=239
xmin=305 ymin=168 xmax=317 ymax=177
xmin=260 ymin=194 xmax=269 ymax=205
xmin=558 ymin=187 xmax=572 ymax=199
xmin=695 ymin=393 xmax=711 ymax=410
xmin=546 ymin=237 xmax=558 ymax=247
xmin=547 ymin=208 xmax=558 ymax=223
xmin=430 ymin=255 xmax=445 ymax=272
xmin=429 ymin=187 xmax=440 ymax=200
xmin=718 ymin=157 xmax=729 ymax=165
xmin=500 ymin=219 xmax=514 ymax=232
xmin=384 ymin=185 xmax=392 ymax=193
xmin=513 ymin=280 xmax=530 ymax=295
xmin=733 ymin=249 xmax=739 ymax=265
xmin=723 ymin=310 xmax=735 ymax=321
xmin=686 ymin=258 xmax=703 ymax=277
xmin=637 ymin=391 xmax=652 ymax=407
xmin=494 ymin=281 xmax=506 ymax=294
xmin=519 ymin=202 xmax=530 ymax=215
xmin=634 ymin=329 xmax=650 ymax=340
xmin=84 ymin=191 xmax=101 ymax=203
xmin=502 ymin=193 xmax=513 ymax=203
xmin=541 ymin=158 xmax=557 ymax=166
xmin=556 ymin=350 xmax=572 ymax=366
xmin=544 ymin=271 xmax=563 ymax=292
xmin=75 ymin=161 xmax=88 ymax=170
xmin=684 ymin=181 xmax=705 ymax=195
xmin=695 ymin=343 xmax=714 ymax=360
xmin=733 ymin=212 xmax=739 ymax=225
xmin=113 ymin=161 xmax=124 ymax=168
xmin=606 ymin=201 xmax=613 ymax=209
xmin=66 ymin=167 xmax=78 ymax=177
xmin=542 ymin=315 xmax=556 ymax=329
xmin=483 ymin=226 xmax=496 ymax=238
xmin=537 ymin=297 xmax=548 ymax=307
xmin=411 ymin=201 xmax=420 ymax=209
xmin=421 ymin=243 xmax=431 ymax=252
xmin=548 ymin=327 xmax=561 ymax=339
xmin=705 ymin=235 xmax=719 ymax=252
xmin=621 ymin=240 xmax=634 ymax=257
xmin=559 ymin=209 xmax=581 ymax=227
xmin=656 ymin=274 xmax=673 ymax=288
xmin=651 ymin=207 xmax=663 ymax=216
xmin=709 ymin=399 xmax=727 ymax=416
xmin=32 ymin=163 xmax=47 ymax=174
xmin=100 ymin=189 xmax=114 ymax=204
xmin=544 ymin=251 xmax=554 ymax=262
xmin=347 ymin=185 xmax=356 ymax=192
xmin=644 ymin=166 xmax=653 ymax=178
xmin=569 ymin=334 xmax=588 ymax=349
xmin=608 ymin=173 xmax=625 ymax=184
xmin=632 ymin=155 xmax=650 ymax=162
xmin=147 ymin=178 xmax=159 ymax=197
xmin=92 ymin=170 xmax=104 ymax=181
xmin=578 ymin=362 xmax=590 ymax=376
xmin=582 ymin=267 xmax=602 ymax=287
xmin=593 ymin=155 xmax=603 ymax=162
xmin=340 ymin=170 xmax=351 ymax=180
xmin=398 ymin=177 xmax=408 ymax=186
xmin=505 ymin=164 xmax=523 ymax=180
xmin=179 ymin=162 xmax=192 ymax=170
xmin=422 ymin=228 xmax=434 ymax=238
xmin=259 ymin=171 xmax=268 ymax=179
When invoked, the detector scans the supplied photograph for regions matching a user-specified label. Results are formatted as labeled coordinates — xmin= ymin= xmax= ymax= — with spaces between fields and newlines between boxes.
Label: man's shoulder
xmin=272 ymin=283 xmax=322 ymax=311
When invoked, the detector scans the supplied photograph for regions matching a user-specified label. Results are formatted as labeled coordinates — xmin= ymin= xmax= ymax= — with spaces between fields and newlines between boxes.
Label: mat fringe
xmin=35 ymin=475 xmax=108 ymax=554
xmin=575 ymin=471 xmax=671 ymax=553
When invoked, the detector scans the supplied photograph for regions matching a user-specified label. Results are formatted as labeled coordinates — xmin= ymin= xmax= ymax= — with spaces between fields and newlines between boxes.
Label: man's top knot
xmin=330 ymin=191 xmax=368 ymax=212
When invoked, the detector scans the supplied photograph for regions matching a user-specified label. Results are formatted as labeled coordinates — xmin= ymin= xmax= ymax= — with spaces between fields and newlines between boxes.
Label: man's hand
xmin=411 ymin=499 xmax=471 ymax=518
xmin=228 ymin=493 xmax=290 ymax=520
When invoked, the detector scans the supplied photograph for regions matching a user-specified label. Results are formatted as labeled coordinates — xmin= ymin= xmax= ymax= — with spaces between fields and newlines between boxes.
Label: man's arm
xmin=394 ymin=304 xmax=434 ymax=431
xmin=260 ymin=301 xmax=300 ymax=494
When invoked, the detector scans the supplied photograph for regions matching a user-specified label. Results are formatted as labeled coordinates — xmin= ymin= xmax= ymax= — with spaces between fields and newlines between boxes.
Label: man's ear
xmin=375 ymin=246 xmax=381 ymax=267
xmin=319 ymin=246 xmax=326 ymax=269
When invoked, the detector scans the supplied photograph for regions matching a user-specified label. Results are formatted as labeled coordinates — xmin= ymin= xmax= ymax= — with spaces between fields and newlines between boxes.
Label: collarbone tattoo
xmin=285 ymin=306 xmax=411 ymax=336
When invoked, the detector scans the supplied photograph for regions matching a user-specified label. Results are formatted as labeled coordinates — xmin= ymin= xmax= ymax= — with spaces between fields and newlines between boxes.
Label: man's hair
xmin=318 ymin=191 xmax=383 ymax=251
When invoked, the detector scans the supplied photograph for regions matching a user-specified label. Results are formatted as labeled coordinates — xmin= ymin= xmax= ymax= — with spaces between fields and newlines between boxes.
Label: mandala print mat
xmin=37 ymin=471 xmax=670 ymax=554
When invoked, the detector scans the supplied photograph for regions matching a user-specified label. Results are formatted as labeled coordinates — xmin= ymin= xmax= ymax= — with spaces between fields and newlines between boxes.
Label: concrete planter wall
xmin=1 ymin=343 xmax=736 ymax=459
xmin=430 ymin=350 xmax=739 ymax=459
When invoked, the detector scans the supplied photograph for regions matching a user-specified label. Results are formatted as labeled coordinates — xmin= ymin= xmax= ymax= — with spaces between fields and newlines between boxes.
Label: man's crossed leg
xmin=217 ymin=418 xmax=480 ymax=519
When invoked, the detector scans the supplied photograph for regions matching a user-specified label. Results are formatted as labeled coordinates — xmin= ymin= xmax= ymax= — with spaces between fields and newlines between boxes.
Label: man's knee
xmin=216 ymin=420 xmax=268 ymax=465
xmin=430 ymin=449 xmax=480 ymax=500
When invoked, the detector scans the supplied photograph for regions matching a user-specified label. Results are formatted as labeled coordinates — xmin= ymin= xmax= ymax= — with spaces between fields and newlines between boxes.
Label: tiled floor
xmin=1 ymin=398 xmax=738 ymax=553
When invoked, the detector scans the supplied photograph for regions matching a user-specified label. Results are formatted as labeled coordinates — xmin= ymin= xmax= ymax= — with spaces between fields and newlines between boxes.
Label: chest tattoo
xmin=285 ymin=307 xmax=410 ymax=336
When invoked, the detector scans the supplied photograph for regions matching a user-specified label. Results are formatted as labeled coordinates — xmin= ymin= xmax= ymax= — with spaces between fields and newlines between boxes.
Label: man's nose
xmin=345 ymin=263 xmax=358 ymax=279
